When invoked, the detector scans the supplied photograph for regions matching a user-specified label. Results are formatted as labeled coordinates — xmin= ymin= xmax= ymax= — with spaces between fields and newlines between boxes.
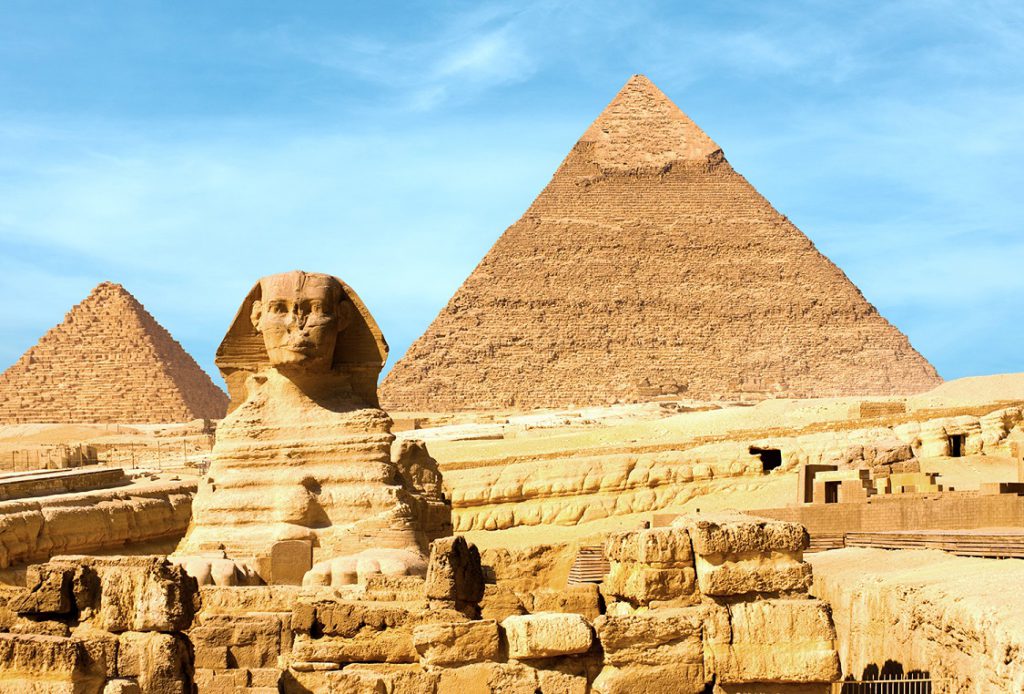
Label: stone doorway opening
xmin=948 ymin=434 xmax=966 ymax=458
xmin=750 ymin=446 xmax=782 ymax=473
xmin=825 ymin=481 xmax=840 ymax=504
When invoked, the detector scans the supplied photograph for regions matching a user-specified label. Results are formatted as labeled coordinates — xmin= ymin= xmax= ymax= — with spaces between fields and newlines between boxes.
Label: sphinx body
xmin=174 ymin=271 xmax=449 ymax=586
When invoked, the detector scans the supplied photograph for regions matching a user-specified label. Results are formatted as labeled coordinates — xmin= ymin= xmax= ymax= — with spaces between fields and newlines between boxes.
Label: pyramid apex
xmin=90 ymin=280 xmax=131 ymax=295
xmin=577 ymin=74 xmax=721 ymax=172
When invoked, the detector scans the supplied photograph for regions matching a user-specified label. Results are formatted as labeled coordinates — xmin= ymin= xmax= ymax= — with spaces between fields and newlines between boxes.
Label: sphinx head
xmin=250 ymin=271 xmax=353 ymax=374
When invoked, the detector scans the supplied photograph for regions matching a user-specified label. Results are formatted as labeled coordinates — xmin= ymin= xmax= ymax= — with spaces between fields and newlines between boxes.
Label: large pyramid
xmin=0 ymin=282 xmax=228 ymax=423
xmin=381 ymin=75 xmax=942 ymax=411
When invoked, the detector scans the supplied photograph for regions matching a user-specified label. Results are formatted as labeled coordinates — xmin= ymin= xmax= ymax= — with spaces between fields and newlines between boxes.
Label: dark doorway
xmin=948 ymin=434 xmax=966 ymax=458
xmin=825 ymin=481 xmax=840 ymax=504
xmin=750 ymin=447 xmax=782 ymax=473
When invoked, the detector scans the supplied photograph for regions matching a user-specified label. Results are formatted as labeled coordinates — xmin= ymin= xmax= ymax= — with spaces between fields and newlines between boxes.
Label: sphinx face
xmin=252 ymin=271 xmax=348 ymax=373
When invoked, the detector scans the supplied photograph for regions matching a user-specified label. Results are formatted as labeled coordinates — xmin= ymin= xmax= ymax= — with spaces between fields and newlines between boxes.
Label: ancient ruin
xmin=381 ymin=74 xmax=941 ymax=412
xmin=0 ymin=282 xmax=228 ymax=424
xmin=174 ymin=271 xmax=451 ymax=587
xmin=0 ymin=510 xmax=844 ymax=692
xmin=0 ymin=74 xmax=1020 ymax=693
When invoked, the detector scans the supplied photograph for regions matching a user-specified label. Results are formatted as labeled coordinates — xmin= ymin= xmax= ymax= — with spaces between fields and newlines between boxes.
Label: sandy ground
xmin=0 ymin=420 xmax=214 ymax=474
xmin=919 ymin=453 xmax=1018 ymax=491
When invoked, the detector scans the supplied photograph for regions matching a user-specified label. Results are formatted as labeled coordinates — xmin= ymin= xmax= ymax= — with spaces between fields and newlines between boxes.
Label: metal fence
xmin=833 ymin=673 xmax=940 ymax=693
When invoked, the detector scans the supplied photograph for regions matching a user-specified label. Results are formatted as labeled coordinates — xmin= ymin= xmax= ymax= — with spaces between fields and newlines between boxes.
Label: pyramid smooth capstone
xmin=380 ymin=74 xmax=941 ymax=411
xmin=0 ymin=281 xmax=228 ymax=424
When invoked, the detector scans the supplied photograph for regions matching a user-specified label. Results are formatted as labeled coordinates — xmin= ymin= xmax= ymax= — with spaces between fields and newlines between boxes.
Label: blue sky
xmin=1 ymin=1 xmax=1022 ymax=387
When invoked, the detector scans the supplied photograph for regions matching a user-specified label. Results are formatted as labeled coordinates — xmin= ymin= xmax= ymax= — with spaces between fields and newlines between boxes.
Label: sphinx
xmin=173 ymin=270 xmax=450 ymax=586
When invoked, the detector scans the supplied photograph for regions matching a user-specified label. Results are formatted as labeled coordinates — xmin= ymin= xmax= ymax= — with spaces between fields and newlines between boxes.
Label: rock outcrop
xmin=810 ymin=547 xmax=1024 ymax=692
xmin=0 ymin=282 xmax=228 ymax=424
xmin=441 ymin=406 xmax=1023 ymax=533
xmin=0 ymin=480 xmax=194 ymax=569
xmin=381 ymin=74 xmax=940 ymax=411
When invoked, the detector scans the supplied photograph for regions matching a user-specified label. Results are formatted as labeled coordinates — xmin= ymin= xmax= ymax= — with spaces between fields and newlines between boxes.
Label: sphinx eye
xmin=269 ymin=301 xmax=287 ymax=313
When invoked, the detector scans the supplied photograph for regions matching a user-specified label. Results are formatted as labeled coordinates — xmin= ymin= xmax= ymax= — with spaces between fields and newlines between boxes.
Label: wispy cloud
xmin=0 ymin=0 xmax=1021 ymax=385
xmin=256 ymin=5 xmax=541 ymax=111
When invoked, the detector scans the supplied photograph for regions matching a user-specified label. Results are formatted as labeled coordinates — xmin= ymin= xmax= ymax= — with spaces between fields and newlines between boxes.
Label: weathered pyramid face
xmin=0 ymin=282 xmax=228 ymax=424
xmin=381 ymin=75 xmax=942 ymax=412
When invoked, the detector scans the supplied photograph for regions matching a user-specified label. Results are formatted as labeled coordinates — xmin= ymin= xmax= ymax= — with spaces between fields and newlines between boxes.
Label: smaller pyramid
xmin=0 ymin=282 xmax=228 ymax=424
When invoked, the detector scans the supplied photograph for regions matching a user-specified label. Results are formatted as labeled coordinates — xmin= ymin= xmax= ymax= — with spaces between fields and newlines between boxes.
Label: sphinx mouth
xmin=281 ymin=343 xmax=316 ymax=355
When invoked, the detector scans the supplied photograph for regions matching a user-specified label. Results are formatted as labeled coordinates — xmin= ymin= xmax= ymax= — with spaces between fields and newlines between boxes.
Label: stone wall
xmin=0 ymin=282 xmax=228 ymax=424
xmin=0 ymin=514 xmax=842 ymax=693
xmin=444 ymin=408 xmax=1022 ymax=533
xmin=0 ymin=467 xmax=128 ymax=502
xmin=381 ymin=75 xmax=940 ymax=411
xmin=756 ymin=492 xmax=1024 ymax=536
xmin=0 ymin=480 xmax=194 ymax=569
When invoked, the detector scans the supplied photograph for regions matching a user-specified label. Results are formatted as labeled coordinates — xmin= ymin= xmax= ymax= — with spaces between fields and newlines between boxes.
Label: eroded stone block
xmin=425 ymin=536 xmax=485 ymax=607
xmin=712 ymin=599 xmax=841 ymax=684
xmin=413 ymin=619 xmax=500 ymax=666
xmin=502 ymin=613 xmax=593 ymax=659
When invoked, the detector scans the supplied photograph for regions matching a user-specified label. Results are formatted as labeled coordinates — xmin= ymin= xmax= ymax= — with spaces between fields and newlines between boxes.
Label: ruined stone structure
xmin=440 ymin=404 xmax=1023 ymax=534
xmin=0 ymin=282 xmax=228 ymax=424
xmin=0 ymin=513 xmax=842 ymax=692
xmin=174 ymin=271 xmax=451 ymax=587
xmin=381 ymin=74 xmax=941 ymax=411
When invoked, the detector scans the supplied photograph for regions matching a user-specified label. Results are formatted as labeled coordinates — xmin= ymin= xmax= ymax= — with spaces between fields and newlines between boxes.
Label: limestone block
xmin=189 ymin=614 xmax=282 ymax=670
xmin=605 ymin=527 xmax=693 ymax=566
xmin=292 ymin=631 xmax=417 ymax=666
xmin=594 ymin=607 xmax=702 ymax=667
xmin=681 ymin=513 xmax=808 ymax=555
xmin=283 ymin=668 xmax=388 ymax=694
xmin=479 ymin=584 xmax=526 ymax=621
xmin=435 ymin=662 xmax=541 ymax=694
xmin=479 ymin=543 xmax=578 ymax=594
xmin=712 ymin=599 xmax=841 ymax=684
xmin=527 ymin=584 xmax=602 ymax=619
xmin=694 ymin=557 xmax=812 ymax=597
xmin=412 ymin=620 xmax=500 ymax=665
xmin=290 ymin=602 xmax=467 ymax=665
xmin=0 ymin=634 xmax=103 ymax=691
xmin=602 ymin=563 xmax=696 ymax=605
xmin=90 ymin=557 xmax=198 ymax=632
xmin=77 ymin=631 xmax=118 ymax=679
xmin=344 ymin=663 xmax=439 ymax=693
xmin=425 ymin=536 xmax=484 ymax=605
xmin=102 ymin=680 xmax=141 ymax=694
xmin=603 ymin=527 xmax=697 ymax=605
xmin=678 ymin=513 xmax=812 ymax=597
xmin=8 ymin=565 xmax=75 ymax=616
xmin=502 ymin=613 xmax=593 ymax=659
xmin=116 ymin=631 xmax=191 ymax=694
xmin=593 ymin=664 xmax=705 ymax=694
xmin=269 ymin=540 xmax=312 ymax=586
xmin=593 ymin=607 xmax=706 ymax=692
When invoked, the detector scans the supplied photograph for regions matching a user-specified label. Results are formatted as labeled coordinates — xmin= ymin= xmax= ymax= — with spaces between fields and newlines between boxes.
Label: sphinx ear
xmin=336 ymin=300 xmax=353 ymax=333
xmin=250 ymin=300 xmax=263 ymax=332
